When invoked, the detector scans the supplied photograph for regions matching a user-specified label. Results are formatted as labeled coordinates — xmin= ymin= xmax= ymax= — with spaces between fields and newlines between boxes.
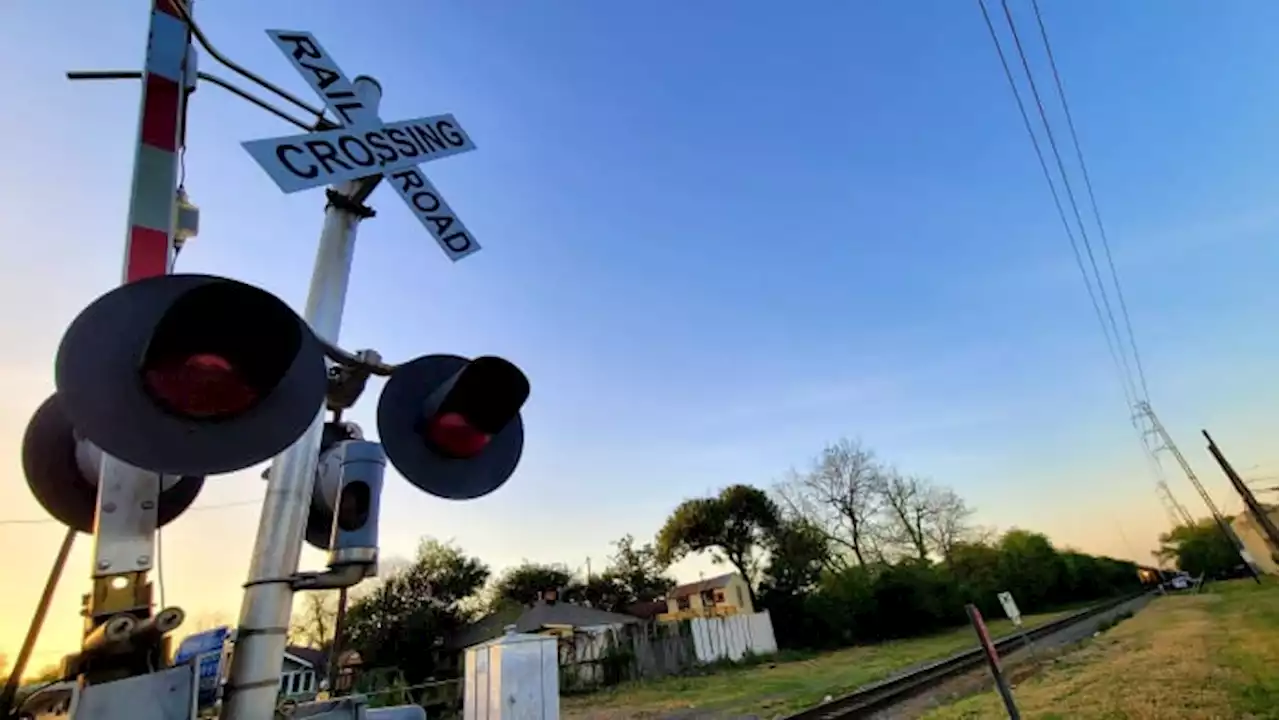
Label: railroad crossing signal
xmin=242 ymin=30 xmax=482 ymax=262
xmin=51 ymin=273 xmax=328 ymax=476
xmin=377 ymin=354 xmax=530 ymax=500
xmin=22 ymin=393 xmax=204 ymax=532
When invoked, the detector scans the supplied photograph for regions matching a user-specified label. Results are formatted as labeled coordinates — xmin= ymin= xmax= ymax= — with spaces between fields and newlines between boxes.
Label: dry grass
xmin=923 ymin=578 xmax=1279 ymax=720
xmin=561 ymin=609 xmax=1074 ymax=720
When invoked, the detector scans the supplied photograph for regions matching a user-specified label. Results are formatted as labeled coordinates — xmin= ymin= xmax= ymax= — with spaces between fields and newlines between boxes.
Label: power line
xmin=995 ymin=0 xmax=1142 ymax=407
xmin=1028 ymin=0 xmax=1152 ymax=403
xmin=975 ymin=0 xmax=1137 ymax=413
xmin=0 ymin=499 xmax=262 ymax=527
xmin=979 ymin=0 xmax=1181 ymax=530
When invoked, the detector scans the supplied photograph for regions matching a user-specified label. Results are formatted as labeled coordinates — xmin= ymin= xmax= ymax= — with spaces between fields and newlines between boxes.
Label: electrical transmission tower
xmin=1136 ymin=402 xmax=1224 ymax=522
xmin=1155 ymin=477 xmax=1194 ymax=528
xmin=1135 ymin=401 xmax=1261 ymax=579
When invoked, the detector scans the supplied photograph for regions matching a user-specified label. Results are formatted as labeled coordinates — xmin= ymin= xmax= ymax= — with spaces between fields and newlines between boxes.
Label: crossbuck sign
xmin=243 ymin=30 xmax=481 ymax=261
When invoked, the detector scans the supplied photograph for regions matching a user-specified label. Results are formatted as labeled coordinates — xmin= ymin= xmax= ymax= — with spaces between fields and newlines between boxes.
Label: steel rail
xmin=782 ymin=591 xmax=1150 ymax=720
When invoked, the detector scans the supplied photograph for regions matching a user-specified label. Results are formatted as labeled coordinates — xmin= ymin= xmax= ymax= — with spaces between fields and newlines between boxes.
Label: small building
xmin=278 ymin=645 xmax=327 ymax=699
xmin=658 ymin=572 xmax=753 ymax=622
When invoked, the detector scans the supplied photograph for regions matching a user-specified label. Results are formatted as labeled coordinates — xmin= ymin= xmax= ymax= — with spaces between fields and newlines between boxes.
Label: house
xmin=278 ymin=645 xmax=328 ymax=699
xmin=450 ymin=590 xmax=642 ymax=650
xmin=657 ymin=572 xmax=753 ymax=622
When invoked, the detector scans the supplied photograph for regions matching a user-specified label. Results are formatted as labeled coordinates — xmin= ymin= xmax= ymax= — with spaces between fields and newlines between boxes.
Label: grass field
xmin=923 ymin=578 xmax=1279 ymax=720
xmin=561 ymin=608 xmax=1074 ymax=719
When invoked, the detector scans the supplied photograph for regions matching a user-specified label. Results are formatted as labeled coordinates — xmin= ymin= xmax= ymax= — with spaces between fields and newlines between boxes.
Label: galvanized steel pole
xmin=221 ymin=76 xmax=383 ymax=720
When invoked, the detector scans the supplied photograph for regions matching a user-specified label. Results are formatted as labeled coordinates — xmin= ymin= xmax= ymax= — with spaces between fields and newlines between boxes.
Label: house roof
xmin=450 ymin=602 xmax=641 ymax=650
xmin=668 ymin=573 xmax=737 ymax=599
xmin=625 ymin=599 xmax=668 ymax=620
xmin=284 ymin=645 xmax=327 ymax=669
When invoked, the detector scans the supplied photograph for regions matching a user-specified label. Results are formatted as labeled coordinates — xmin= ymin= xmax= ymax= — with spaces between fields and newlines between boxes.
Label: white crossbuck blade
xmin=242 ymin=114 xmax=477 ymax=193
xmin=241 ymin=29 xmax=481 ymax=262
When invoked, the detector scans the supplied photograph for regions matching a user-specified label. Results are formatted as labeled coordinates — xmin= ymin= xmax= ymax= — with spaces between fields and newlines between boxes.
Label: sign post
xmin=997 ymin=590 xmax=1035 ymax=657
xmin=224 ymin=28 xmax=485 ymax=720
xmin=965 ymin=603 xmax=1022 ymax=720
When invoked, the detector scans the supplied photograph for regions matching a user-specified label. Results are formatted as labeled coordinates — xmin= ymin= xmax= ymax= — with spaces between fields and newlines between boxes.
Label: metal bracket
xmin=91 ymin=458 xmax=160 ymax=580
xmin=326 ymin=349 xmax=383 ymax=411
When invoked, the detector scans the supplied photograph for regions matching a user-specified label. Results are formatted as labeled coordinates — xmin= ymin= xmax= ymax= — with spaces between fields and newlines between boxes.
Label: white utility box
xmin=462 ymin=628 xmax=560 ymax=720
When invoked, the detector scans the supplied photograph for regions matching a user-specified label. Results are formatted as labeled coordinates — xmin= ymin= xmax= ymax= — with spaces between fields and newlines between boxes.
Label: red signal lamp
xmin=423 ymin=411 xmax=492 ymax=459
xmin=143 ymin=353 xmax=259 ymax=420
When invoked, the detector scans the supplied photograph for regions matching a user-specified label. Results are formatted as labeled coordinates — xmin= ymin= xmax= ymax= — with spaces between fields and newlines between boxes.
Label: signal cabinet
xmin=462 ymin=630 xmax=559 ymax=720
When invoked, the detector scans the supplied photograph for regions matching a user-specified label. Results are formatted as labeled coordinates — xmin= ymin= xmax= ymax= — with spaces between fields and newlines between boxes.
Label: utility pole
xmin=1203 ymin=430 xmax=1279 ymax=552
xmin=1136 ymin=402 xmax=1261 ymax=582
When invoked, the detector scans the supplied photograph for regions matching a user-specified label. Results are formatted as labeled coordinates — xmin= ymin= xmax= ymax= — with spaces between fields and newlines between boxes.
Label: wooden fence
xmin=558 ymin=610 xmax=778 ymax=692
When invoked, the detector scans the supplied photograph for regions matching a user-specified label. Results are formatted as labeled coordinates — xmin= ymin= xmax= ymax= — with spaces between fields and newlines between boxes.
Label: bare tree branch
xmin=774 ymin=438 xmax=885 ymax=567
xmin=924 ymin=485 xmax=974 ymax=560
xmin=288 ymin=591 xmax=339 ymax=649
xmin=878 ymin=471 xmax=933 ymax=560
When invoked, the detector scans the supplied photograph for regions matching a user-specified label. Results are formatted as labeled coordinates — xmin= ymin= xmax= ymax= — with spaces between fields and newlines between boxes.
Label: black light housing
xmin=54 ymin=274 xmax=327 ymax=476
xmin=22 ymin=393 xmax=204 ymax=532
xmin=377 ymin=354 xmax=528 ymax=500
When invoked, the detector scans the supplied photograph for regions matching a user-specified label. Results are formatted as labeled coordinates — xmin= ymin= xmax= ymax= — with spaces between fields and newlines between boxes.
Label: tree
xmin=775 ymin=438 xmax=884 ymax=567
xmin=289 ymin=591 xmax=339 ymax=649
xmin=488 ymin=562 xmax=580 ymax=610
xmin=878 ymin=471 xmax=933 ymax=560
xmin=656 ymin=484 xmax=781 ymax=601
xmin=760 ymin=518 xmax=829 ymax=597
xmin=598 ymin=535 xmax=674 ymax=609
xmin=1157 ymin=519 xmax=1242 ymax=578
xmin=996 ymin=529 xmax=1064 ymax=611
xmin=343 ymin=538 xmax=489 ymax=682
xmin=923 ymin=486 xmax=974 ymax=559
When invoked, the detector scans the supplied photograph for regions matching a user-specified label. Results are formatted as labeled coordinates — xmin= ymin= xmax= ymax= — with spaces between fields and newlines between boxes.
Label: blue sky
xmin=1 ymin=0 xmax=1275 ymax=662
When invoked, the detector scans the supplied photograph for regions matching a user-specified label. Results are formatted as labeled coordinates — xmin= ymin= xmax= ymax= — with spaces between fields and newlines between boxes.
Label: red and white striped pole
xmin=121 ymin=0 xmax=194 ymax=283
xmin=85 ymin=0 xmax=197 ymax=648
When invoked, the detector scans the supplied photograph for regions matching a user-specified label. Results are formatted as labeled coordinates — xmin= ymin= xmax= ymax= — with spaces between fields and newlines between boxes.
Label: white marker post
xmin=997 ymin=590 xmax=1035 ymax=657
xmin=242 ymin=30 xmax=483 ymax=263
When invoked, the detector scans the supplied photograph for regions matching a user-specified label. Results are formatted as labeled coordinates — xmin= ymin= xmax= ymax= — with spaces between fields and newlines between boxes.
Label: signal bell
xmin=54 ymin=274 xmax=328 ymax=476
xmin=22 ymin=394 xmax=204 ymax=532
xmin=377 ymin=354 xmax=530 ymax=500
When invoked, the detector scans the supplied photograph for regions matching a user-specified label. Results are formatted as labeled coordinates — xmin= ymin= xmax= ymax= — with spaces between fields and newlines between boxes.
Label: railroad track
xmin=782 ymin=591 xmax=1150 ymax=720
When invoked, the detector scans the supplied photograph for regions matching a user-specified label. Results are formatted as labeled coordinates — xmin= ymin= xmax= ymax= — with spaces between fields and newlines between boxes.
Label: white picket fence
xmin=688 ymin=610 xmax=778 ymax=663
xmin=557 ymin=610 xmax=779 ymax=690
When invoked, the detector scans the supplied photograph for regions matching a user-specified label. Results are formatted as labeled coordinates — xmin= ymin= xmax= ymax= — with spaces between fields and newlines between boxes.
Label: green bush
xmin=762 ymin=530 xmax=1141 ymax=650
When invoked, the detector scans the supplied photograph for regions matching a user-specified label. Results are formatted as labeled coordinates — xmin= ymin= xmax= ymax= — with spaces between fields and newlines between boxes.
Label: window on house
xmin=289 ymin=673 xmax=301 ymax=694
xmin=279 ymin=675 xmax=288 ymax=694
xmin=713 ymin=589 xmax=726 ymax=604
xmin=735 ymin=586 xmax=746 ymax=608
xmin=676 ymin=595 xmax=690 ymax=611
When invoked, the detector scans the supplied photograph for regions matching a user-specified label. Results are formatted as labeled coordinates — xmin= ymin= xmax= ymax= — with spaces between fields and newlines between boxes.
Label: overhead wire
xmin=978 ymin=0 xmax=1182 ymax=526
xmin=995 ymin=0 xmax=1143 ymax=407
xmin=1028 ymin=0 xmax=1152 ymax=403
xmin=975 ymin=0 xmax=1138 ymax=413
xmin=0 ymin=499 xmax=263 ymax=527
